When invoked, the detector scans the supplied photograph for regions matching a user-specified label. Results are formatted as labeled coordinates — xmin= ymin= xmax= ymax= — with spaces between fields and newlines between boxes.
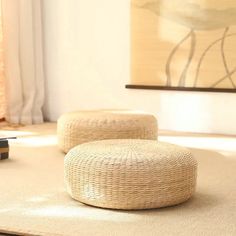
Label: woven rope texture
xmin=58 ymin=110 xmax=158 ymax=153
xmin=64 ymin=139 xmax=197 ymax=210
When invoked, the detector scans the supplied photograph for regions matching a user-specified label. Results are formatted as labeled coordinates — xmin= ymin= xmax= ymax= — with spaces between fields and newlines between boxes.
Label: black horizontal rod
xmin=0 ymin=137 xmax=17 ymax=141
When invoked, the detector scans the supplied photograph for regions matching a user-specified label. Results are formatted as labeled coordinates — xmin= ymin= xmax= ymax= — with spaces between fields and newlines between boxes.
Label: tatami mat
xmin=0 ymin=123 xmax=236 ymax=236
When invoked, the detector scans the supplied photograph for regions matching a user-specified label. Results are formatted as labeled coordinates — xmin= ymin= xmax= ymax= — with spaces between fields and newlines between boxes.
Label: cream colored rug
xmin=0 ymin=123 xmax=236 ymax=236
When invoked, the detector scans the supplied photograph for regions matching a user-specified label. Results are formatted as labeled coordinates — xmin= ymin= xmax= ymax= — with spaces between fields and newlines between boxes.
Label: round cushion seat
xmin=58 ymin=110 xmax=157 ymax=153
xmin=64 ymin=139 xmax=197 ymax=210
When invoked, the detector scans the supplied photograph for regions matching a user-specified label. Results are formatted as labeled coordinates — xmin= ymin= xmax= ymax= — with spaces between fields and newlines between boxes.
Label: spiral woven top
xmin=68 ymin=139 xmax=196 ymax=167
xmin=58 ymin=109 xmax=156 ymax=126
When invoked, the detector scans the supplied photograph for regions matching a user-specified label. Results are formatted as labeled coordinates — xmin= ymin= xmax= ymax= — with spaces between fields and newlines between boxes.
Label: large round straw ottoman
xmin=58 ymin=110 xmax=157 ymax=153
xmin=64 ymin=139 xmax=197 ymax=210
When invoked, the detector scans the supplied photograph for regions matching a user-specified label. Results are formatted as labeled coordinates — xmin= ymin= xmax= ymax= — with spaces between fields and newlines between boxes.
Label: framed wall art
xmin=127 ymin=0 xmax=236 ymax=93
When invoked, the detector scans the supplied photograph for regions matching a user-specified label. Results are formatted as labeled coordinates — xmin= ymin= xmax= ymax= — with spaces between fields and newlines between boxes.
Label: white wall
xmin=42 ymin=0 xmax=236 ymax=135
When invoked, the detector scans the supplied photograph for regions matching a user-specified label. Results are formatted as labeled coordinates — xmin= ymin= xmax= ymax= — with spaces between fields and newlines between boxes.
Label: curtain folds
xmin=1 ymin=0 xmax=45 ymax=124
xmin=0 ymin=1 xmax=5 ymax=119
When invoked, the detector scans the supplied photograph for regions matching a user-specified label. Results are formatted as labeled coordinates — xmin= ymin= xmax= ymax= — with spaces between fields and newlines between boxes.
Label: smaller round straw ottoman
xmin=64 ymin=140 xmax=197 ymax=210
xmin=58 ymin=110 xmax=157 ymax=153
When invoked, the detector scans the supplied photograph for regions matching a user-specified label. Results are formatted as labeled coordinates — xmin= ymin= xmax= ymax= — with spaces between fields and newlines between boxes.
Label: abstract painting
xmin=129 ymin=0 xmax=236 ymax=92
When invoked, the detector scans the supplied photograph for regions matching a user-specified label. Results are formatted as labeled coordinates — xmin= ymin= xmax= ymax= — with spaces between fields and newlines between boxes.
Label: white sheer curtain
xmin=0 ymin=1 xmax=5 ymax=119
xmin=1 ymin=0 xmax=44 ymax=124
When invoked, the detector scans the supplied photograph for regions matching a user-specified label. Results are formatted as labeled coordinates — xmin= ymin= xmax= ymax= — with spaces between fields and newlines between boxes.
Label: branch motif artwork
xmin=131 ymin=0 xmax=236 ymax=92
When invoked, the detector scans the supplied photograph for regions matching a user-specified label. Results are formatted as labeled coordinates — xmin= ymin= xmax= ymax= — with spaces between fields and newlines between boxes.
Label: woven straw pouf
xmin=58 ymin=110 xmax=157 ymax=153
xmin=64 ymin=139 xmax=197 ymax=210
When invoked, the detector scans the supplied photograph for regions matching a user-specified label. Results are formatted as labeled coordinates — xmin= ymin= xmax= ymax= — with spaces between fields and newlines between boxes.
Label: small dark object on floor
xmin=0 ymin=139 xmax=9 ymax=160
xmin=0 ymin=137 xmax=16 ymax=160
